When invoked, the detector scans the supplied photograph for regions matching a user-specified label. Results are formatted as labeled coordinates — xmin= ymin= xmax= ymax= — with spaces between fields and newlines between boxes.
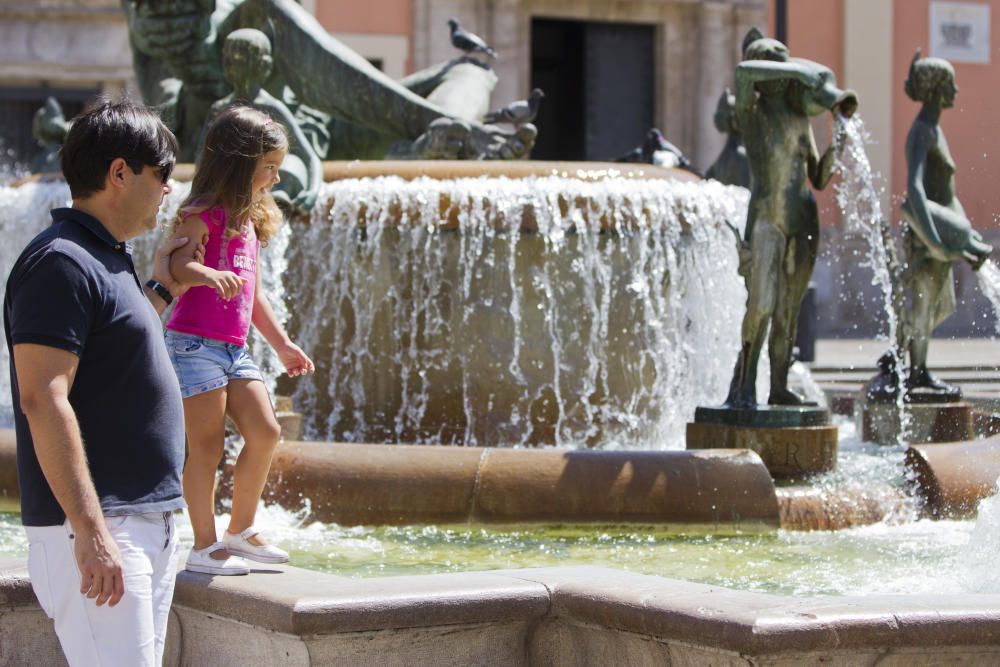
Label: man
xmin=4 ymin=98 xmax=198 ymax=666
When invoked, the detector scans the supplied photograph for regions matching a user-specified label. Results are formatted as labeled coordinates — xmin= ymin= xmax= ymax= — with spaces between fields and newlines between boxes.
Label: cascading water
xmin=976 ymin=260 xmax=1000 ymax=334
xmin=281 ymin=175 xmax=750 ymax=448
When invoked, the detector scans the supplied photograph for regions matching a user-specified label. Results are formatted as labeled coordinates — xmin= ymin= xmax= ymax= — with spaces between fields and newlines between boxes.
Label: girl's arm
xmin=169 ymin=215 xmax=245 ymax=299
xmin=251 ymin=271 xmax=315 ymax=377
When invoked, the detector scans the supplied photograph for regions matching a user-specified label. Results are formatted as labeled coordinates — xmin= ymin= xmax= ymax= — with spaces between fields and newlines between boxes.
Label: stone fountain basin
xmin=262 ymin=161 xmax=744 ymax=446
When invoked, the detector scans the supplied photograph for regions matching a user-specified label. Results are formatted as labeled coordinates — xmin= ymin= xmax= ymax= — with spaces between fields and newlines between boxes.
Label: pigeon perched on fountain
xmin=615 ymin=129 xmax=699 ymax=174
xmin=484 ymin=88 xmax=544 ymax=128
xmin=448 ymin=18 xmax=498 ymax=59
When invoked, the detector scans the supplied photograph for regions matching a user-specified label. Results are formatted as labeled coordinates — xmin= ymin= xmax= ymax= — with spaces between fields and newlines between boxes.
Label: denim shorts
xmin=164 ymin=330 xmax=263 ymax=398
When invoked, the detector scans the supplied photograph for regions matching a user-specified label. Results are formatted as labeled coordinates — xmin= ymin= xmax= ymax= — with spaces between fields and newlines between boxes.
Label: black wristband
xmin=145 ymin=279 xmax=173 ymax=305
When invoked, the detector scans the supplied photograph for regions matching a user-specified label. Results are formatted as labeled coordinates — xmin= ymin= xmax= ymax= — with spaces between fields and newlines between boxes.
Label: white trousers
xmin=25 ymin=512 xmax=180 ymax=667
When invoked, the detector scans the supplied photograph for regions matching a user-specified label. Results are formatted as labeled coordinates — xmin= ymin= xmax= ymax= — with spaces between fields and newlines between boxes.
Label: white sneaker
xmin=223 ymin=527 xmax=289 ymax=564
xmin=185 ymin=542 xmax=250 ymax=575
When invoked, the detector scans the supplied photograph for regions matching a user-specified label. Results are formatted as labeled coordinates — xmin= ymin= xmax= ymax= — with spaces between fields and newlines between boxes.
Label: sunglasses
xmin=116 ymin=159 xmax=173 ymax=185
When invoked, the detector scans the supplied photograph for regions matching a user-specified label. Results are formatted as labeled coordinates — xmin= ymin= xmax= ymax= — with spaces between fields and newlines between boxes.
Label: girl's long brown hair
xmin=177 ymin=105 xmax=288 ymax=244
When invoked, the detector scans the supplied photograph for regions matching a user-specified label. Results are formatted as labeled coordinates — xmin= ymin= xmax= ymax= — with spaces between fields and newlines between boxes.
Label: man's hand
xmin=74 ymin=521 xmax=125 ymax=607
xmin=153 ymin=234 xmax=207 ymax=299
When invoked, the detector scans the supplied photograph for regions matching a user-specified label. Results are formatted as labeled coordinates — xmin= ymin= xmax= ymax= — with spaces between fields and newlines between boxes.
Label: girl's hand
xmin=207 ymin=270 xmax=246 ymax=300
xmin=278 ymin=342 xmax=315 ymax=377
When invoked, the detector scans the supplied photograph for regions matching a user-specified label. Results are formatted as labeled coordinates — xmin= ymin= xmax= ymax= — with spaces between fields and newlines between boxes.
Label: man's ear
xmin=107 ymin=157 xmax=130 ymax=191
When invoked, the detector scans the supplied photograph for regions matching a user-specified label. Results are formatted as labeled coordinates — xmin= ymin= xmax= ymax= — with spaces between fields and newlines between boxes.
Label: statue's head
xmin=742 ymin=28 xmax=789 ymax=63
xmin=713 ymin=88 xmax=736 ymax=133
xmin=223 ymin=29 xmax=274 ymax=89
xmin=905 ymin=49 xmax=957 ymax=108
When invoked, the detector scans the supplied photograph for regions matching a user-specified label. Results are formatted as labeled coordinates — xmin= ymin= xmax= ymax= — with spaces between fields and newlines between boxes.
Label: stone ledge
xmin=502 ymin=567 xmax=1000 ymax=656
xmin=5 ymin=561 xmax=1000 ymax=664
xmin=172 ymin=564 xmax=551 ymax=636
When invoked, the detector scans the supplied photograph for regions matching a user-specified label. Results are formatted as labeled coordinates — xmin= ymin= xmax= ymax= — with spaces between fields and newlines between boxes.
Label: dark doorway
xmin=530 ymin=18 xmax=655 ymax=162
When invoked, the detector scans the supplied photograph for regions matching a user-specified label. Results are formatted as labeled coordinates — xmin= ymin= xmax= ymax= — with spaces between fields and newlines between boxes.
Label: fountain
xmin=3 ymin=9 xmax=1000 ymax=666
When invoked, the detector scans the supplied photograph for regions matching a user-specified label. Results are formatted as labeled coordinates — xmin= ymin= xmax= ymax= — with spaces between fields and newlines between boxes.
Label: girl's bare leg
xmin=225 ymin=379 xmax=282 ymax=539
xmin=182 ymin=387 xmax=228 ymax=553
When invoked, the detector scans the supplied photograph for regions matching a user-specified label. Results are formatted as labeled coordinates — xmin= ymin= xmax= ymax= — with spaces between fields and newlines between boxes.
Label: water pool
xmin=0 ymin=505 xmax=978 ymax=597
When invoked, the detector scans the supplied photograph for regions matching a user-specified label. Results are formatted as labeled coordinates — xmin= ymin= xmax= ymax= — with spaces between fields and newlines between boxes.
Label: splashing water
xmin=976 ymin=260 xmax=1000 ymax=335
xmin=0 ymin=180 xmax=72 ymax=426
xmin=961 ymin=478 xmax=1000 ymax=592
xmin=833 ymin=114 xmax=910 ymax=440
xmin=281 ymin=175 xmax=750 ymax=448
xmin=833 ymin=115 xmax=898 ymax=354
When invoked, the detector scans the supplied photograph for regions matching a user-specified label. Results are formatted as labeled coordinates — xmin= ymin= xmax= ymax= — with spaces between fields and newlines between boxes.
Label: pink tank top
xmin=166 ymin=206 xmax=259 ymax=346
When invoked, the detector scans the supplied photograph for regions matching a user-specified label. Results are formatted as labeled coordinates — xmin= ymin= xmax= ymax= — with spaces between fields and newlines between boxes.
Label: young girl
xmin=165 ymin=105 xmax=314 ymax=575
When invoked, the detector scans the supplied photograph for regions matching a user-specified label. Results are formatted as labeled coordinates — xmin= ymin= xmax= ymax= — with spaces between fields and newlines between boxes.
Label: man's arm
xmin=13 ymin=344 xmax=124 ymax=608
xmin=144 ymin=235 xmax=207 ymax=315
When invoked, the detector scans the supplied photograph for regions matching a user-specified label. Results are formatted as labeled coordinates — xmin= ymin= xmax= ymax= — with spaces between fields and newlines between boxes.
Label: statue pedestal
xmin=860 ymin=398 xmax=973 ymax=446
xmin=686 ymin=406 xmax=837 ymax=480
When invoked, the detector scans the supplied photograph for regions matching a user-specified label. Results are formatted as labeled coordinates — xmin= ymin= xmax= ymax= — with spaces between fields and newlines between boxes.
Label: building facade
xmin=1 ymin=0 xmax=995 ymax=336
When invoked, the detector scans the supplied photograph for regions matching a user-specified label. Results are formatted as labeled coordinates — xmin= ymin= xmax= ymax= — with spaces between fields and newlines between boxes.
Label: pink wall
xmin=788 ymin=0 xmax=844 ymax=225
xmin=893 ymin=0 xmax=1000 ymax=231
xmin=315 ymin=1 xmax=412 ymax=35
xmin=314 ymin=0 xmax=413 ymax=72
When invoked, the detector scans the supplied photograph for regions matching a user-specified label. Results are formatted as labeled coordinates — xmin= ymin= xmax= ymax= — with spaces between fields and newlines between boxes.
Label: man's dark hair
xmin=60 ymin=97 xmax=178 ymax=199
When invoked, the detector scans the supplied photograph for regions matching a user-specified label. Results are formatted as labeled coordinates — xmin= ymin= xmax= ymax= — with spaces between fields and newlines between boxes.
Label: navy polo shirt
xmin=4 ymin=208 xmax=185 ymax=526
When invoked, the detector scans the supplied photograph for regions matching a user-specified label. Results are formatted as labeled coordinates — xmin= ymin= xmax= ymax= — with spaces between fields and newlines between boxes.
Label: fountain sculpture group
xmin=13 ymin=3 xmax=995 ymax=485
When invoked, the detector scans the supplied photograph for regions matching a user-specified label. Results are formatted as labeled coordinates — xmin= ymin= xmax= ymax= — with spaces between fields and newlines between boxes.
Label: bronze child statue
xmin=871 ymin=51 xmax=993 ymax=402
xmin=202 ymin=29 xmax=323 ymax=214
xmin=725 ymin=29 xmax=858 ymax=409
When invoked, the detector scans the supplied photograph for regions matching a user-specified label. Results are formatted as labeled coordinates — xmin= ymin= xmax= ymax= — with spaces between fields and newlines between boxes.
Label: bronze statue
xmin=202 ymin=29 xmax=322 ymax=214
xmin=705 ymin=88 xmax=750 ymax=188
xmin=724 ymin=30 xmax=858 ymax=409
xmin=122 ymin=0 xmax=534 ymax=163
xmin=889 ymin=51 xmax=992 ymax=398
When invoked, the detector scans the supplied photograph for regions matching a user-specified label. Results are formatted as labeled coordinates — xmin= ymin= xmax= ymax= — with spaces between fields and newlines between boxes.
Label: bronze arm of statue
xmin=902 ymin=121 xmax=990 ymax=265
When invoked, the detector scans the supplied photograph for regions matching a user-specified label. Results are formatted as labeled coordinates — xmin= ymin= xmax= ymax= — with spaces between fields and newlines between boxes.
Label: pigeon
xmin=448 ymin=18 xmax=498 ymax=59
xmin=615 ymin=128 xmax=700 ymax=174
xmin=483 ymin=88 xmax=544 ymax=127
